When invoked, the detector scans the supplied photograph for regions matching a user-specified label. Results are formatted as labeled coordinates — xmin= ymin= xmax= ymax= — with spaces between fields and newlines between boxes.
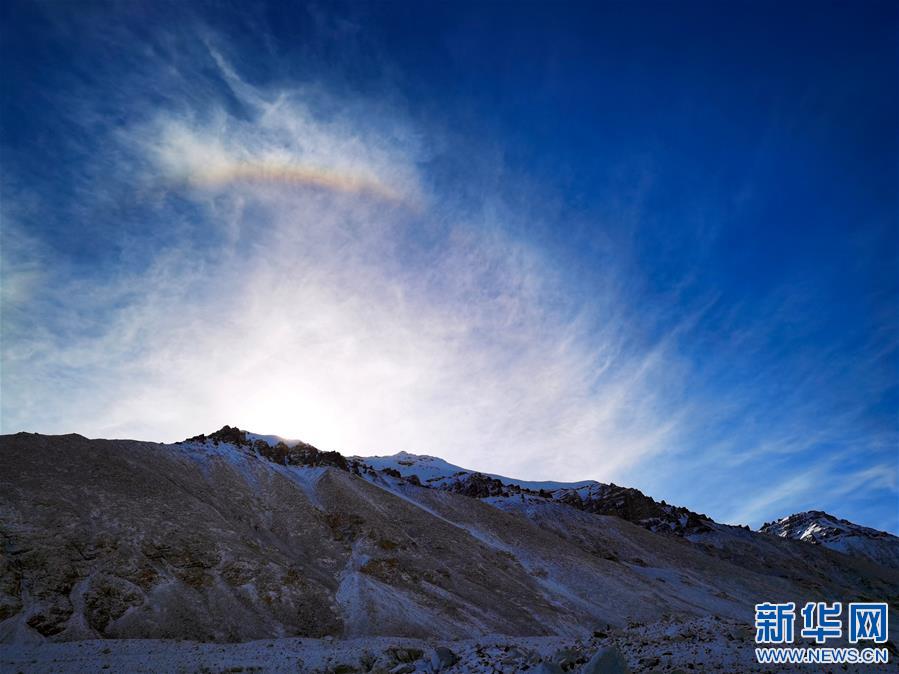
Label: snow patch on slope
xmin=356 ymin=451 xmax=598 ymax=491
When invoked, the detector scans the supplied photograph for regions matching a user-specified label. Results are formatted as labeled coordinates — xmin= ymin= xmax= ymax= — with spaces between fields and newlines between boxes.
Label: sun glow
xmin=230 ymin=392 xmax=349 ymax=452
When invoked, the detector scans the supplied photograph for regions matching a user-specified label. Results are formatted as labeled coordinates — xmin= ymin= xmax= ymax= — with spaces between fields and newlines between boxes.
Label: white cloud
xmin=723 ymin=468 xmax=826 ymax=527
xmin=3 ymin=28 xmax=893 ymax=534
xmin=0 ymin=64 xmax=687 ymax=485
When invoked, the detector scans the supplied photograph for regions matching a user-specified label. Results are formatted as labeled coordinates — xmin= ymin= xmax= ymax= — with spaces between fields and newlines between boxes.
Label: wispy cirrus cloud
xmin=1 ymin=40 xmax=689 ymax=488
xmin=144 ymin=97 xmax=419 ymax=205
xmin=1 ymin=7 xmax=895 ymax=534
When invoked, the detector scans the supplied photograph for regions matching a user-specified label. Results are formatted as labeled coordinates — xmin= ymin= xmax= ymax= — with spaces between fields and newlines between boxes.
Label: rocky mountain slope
xmin=1 ymin=427 xmax=897 ymax=671
xmin=760 ymin=510 xmax=899 ymax=569
xmin=358 ymin=451 xmax=717 ymax=538
xmin=359 ymin=450 xmax=899 ymax=556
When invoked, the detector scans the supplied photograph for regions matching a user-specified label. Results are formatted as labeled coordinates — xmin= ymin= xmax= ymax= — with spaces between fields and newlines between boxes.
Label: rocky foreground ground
xmin=5 ymin=615 xmax=896 ymax=673
xmin=0 ymin=618 xmax=781 ymax=673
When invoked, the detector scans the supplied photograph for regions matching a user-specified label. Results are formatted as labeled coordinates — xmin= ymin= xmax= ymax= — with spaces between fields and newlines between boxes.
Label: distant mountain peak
xmin=760 ymin=510 xmax=899 ymax=568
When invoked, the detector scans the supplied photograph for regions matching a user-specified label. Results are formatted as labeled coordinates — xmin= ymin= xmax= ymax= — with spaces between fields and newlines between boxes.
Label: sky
xmin=1 ymin=0 xmax=896 ymax=533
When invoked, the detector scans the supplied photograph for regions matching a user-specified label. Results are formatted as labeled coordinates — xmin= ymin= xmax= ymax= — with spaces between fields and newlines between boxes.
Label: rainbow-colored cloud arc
xmin=182 ymin=161 xmax=407 ymax=203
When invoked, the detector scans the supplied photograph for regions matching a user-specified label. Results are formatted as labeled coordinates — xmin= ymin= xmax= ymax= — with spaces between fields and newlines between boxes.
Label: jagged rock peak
xmin=760 ymin=510 xmax=897 ymax=542
xmin=180 ymin=426 xmax=349 ymax=472
xmin=556 ymin=483 xmax=716 ymax=537
xmin=182 ymin=425 xmax=250 ymax=446
xmin=760 ymin=510 xmax=899 ymax=568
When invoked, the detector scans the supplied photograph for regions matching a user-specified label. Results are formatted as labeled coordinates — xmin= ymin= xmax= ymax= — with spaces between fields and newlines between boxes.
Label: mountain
xmin=2 ymin=427 xmax=897 ymax=672
xmin=361 ymin=451 xmax=899 ymax=564
xmin=760 ymin=510 xmax=899 ymax=569
xmin=358 ymin=451 xmax=599 ymax=491
xmin=358 ymin=451 xmax=717 ymax=537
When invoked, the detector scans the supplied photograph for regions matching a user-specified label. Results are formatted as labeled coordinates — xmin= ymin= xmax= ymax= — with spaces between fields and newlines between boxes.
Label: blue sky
xmin=1 ymin=0 xmax=896 ymax=533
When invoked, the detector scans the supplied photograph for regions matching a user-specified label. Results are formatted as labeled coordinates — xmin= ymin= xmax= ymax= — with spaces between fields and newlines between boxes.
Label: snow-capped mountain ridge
xmin=760 ymin=510 xmax=899 ymax=568
xmin=352 ymin=449 xmax=716 ymax=538
xmin=354 ymin=450 xmax=599 ymax=492
xmin=187 ymin=428 xmax=897 ymax=564
xmin=350 ymin=451 xmax=898 ymax=562
xmin=761 ymin=510 xmax=897 ymax=543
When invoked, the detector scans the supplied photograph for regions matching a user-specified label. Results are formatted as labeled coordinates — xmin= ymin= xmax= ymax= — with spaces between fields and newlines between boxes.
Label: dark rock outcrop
xmin=183 ymin=426 xmax=349 ymax=471
xmin=447 ymin=472 xmax=523 ymax=499
xmin=557 ymin=484 xmax=714 ymax=536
